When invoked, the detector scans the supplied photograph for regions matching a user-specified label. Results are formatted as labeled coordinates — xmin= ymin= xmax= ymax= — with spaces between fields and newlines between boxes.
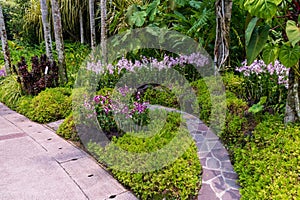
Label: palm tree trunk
xmin=40 ymin=0 xmax=53 ymax=62
xmin=214 ymin=0 xmax=233 ymax=73
xmin=0 ymin=5 xmax=11 ymax=75
xmin=100 ymin=0 xmax=107 ymax=63
xmin=284 ymin=64 xmax=300 ymax=123
xmin=51 ymin=0 xmax=68 ymax=84
xmin=89 ymin=0 xmax=96 ymax=50
xmin=79 ymin=8 xmax=84 ymax=44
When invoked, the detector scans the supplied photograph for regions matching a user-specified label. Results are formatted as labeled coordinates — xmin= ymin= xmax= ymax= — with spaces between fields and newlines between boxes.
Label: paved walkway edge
xmin=0 ymin=102 xmax=137 ymax=200
xmin=148 ymin=105 xmax=241 ymax=200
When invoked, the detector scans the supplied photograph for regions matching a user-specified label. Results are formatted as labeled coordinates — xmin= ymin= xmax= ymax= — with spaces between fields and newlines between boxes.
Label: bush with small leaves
xmin=24 ymin=87 xmax=72 ymax=123
xmin=57 ymin=113 xmax=79 ymax=141
xmin=234 ymin=115 xmax=300 ymax=199
xmin=88 ymin=112 xmax=202 ymax=199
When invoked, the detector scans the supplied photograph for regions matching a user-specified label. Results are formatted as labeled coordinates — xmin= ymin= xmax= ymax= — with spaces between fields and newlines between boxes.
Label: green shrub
xmin=16 ymin=95 xmax=34 ymax=115
xmin=234 ymin=115 xmax=300 ymax=199
xmin=89 ymin=112 xmax=201 ymax=199
xmin=191 ymin=78 xmax=213 ymax=124
xmin=24 ymin=87 xmax=72 ymax=123
xmin=0 ymin=75 xmax=23 ymax=110
xmin=192 ymin=77 xmax=249 ymax=148
xmin=221 ymin=72 xmax=245 ymax=98
xmin=141 ymin=86 xmax=179 ymax=109
xmin=57 ymin=113 xmax=79 ymax=141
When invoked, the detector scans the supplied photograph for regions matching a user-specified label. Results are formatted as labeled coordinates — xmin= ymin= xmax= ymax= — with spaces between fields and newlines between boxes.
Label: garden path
xmin=148 ymin=105 xmax=241 ymax=200
xmin=0 ymin=103 xmax=136 ymax=200
xmin=0 ymin=102 xmax=240 ymax=200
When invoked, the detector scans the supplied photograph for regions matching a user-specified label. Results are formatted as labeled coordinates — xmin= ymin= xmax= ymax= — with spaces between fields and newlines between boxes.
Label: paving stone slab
xmin=147 ymin=105 xmax=241 ymax=200
xmin=0 ymin=137 xmax=87 ymax=200
xmin=61 ymin=157 xmax=128 ymax=200
xmin=0 ymin=103 xmax=136 ymax=200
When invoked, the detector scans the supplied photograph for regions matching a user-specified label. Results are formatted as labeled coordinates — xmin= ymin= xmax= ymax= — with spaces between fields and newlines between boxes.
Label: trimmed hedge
xmin=17 ymin=87 xmax=72 ymax=123
xmin=57 ymin=113 xmax=78 ymax=141
xmin=89 ymin=112 xmax=202 ymax=199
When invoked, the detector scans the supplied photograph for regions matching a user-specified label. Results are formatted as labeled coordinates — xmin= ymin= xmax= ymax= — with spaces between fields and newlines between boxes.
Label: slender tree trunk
xmin=100 ymin=0 xmax=107 ymax=63
xmin=214 ymin=0 xmax=233 ymax=73
xmin=40 ymin=0 xmax=53 ymax=62
xmin=284 ymin=64 xmax=300 ymax=123
xmin=89 ymin=0 xmax=96 ymax=50
xmin=79 ymin=8 xmax=84 ymax=44
xmin=0 ymin=5 xmax=11 ymax=75
xmin=51 ymin=0 xmax=68 ymax=84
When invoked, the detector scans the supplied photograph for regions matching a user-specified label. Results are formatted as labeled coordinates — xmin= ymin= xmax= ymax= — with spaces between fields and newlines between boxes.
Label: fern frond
xmin=187 ymin=8 xmax=209 ymax=34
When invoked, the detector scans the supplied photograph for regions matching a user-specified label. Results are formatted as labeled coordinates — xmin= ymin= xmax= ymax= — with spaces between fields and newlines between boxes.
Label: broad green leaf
xmin=286 ymin=20 xmax=300 ymax=47
xmin=130 ymin=11 xmax=147 ymax=27
xmin=279 ymin=45 xmax=300 ymax=67
xmin=149 ymin=8 xmax=157 ymax=22
xmin=262 ymin=45 xmax=279 ymax=65
xmin=245 ymin=17 xmax=259 ymax=46
xmin=244 ymin=0 xmax=283 ymax=20
xmin=246 ymin=25 xmax=270 ymax=65
xmin=248 ymin=103 xmax=264 ymax=114
xmin=145 ymin=1 xmax=158 ymax=23
xmin=126 ymin=4 xmax=140 ymax=26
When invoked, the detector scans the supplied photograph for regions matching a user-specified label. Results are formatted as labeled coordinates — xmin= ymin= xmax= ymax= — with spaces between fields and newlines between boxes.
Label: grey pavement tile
xmin=0 ymin=116 xmax=23 ymax=135
xmin=198 ymin=183 xmax=219 ymax=200
xmin=0 ymin=132 xmax=27 ymax=141
xmin=222 ymin=172 xmax=238 ymax=180
xmin=220 ymin=161 xmax=234 ymax=172
xmin=206 ymin=157 xmax=221 ymax=169
xmin=221 ymin=189 xmax=241 ymax=200
xmin=202 ymin=168 xmax=222 ymax=182
xmin=224 ymin=178 xmax=240 ymax=190
xmin=61 ymin=157 xmax=128 ymax=200
xmin=212 ymin=149 xmax=231 ymax=162
xmin=198 ymin=124 xmax=208 ymax=131
xmin=210 ymin=176 xmax=228 ymax=194
xmin=0 ymin=137 xmax=87 ymax=200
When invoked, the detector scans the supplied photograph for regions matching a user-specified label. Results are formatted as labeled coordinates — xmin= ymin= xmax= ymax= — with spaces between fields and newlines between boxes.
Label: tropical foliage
xmin=0 ymin=0 xmax=299 ymax=199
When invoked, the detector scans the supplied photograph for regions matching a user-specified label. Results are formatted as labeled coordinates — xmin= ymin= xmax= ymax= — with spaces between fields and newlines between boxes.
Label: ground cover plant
xmin=68 ymin=53 xmax=205 ymax=199
xmin=234 ymin=115 xmax=300 ymax=199
xmin=190 ymin=59 xmax=300 ymax=199
xmin=88 ymin=112 xmax=201 ymax=200
xmin=1 ymin=0 xmax=300 ymax=199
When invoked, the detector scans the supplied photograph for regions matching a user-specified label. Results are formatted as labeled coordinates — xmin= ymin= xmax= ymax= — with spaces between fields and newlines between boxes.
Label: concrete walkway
xmin=0 ymin=101 xmax=240 ymax=200
xmin=0 ymin=103 xmax=137 ymax=200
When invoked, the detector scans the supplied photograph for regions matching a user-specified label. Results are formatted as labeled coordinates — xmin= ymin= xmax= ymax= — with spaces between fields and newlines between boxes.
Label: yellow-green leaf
xmin=286 ymin=20 xmax=300 ymax=47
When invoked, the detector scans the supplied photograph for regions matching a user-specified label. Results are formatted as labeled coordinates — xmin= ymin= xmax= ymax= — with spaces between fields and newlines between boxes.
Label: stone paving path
xmin=1 ymin=101 xmax=240 ymax=200
xmin=148 ymin=105 xmax=241 ymax=200
xmin=49 ymin=105 xmax=241 ymax=200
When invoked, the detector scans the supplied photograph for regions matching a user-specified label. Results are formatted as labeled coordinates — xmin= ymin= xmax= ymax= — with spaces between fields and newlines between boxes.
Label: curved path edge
xmin=148 ymin=105 xmax=241 ymax=200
